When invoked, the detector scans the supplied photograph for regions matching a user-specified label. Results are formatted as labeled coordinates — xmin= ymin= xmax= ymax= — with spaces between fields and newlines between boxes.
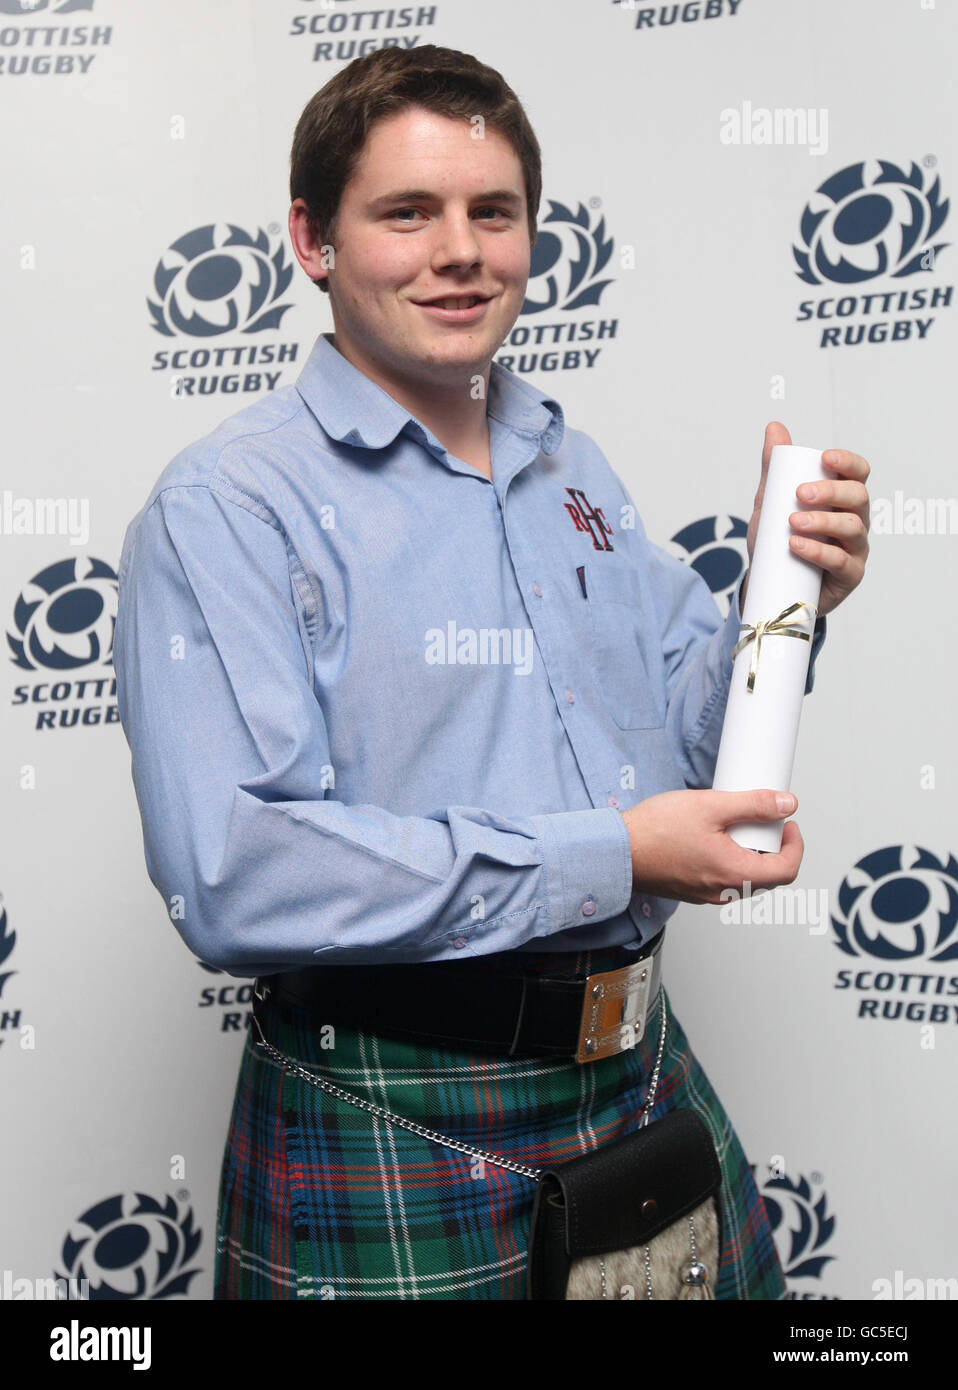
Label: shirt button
xmin=607 ymin=795 xmax=620 ymax=809
xmin=453 ymin=936 xmax=467 ymax=949
xmin=582 ymin=900 xmax=597 ymax=917
xmin=533 ymin=582 xmax=543 ymax=597
xmin=641 ymin=902 xmax=652 ymax=917
xmin=565 ymin=689 xmax=575 ymax=704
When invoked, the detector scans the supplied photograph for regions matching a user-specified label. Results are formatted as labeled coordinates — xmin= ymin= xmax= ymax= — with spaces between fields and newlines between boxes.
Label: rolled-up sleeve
xmin=114 ymin=484 xmax=634 ymax=976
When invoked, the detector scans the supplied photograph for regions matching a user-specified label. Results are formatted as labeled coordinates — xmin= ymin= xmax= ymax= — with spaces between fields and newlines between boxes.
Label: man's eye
xmin=389 ymin=206 xmax=510 ymax=222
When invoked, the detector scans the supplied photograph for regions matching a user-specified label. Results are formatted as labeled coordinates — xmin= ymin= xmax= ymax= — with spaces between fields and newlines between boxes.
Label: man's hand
xmin=621 ymin=789 xmax=804 ymax=904
xmin=739 ymin=420 xmax=870 ymax=619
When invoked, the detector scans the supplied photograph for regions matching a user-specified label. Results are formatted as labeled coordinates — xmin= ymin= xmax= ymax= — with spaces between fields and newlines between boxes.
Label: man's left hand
xmin=741 ymin=420 xmax=870 ymax=619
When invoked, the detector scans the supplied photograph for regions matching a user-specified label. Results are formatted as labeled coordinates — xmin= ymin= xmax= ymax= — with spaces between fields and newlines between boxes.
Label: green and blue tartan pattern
xmin=213 ymin=951 xmax=786 ymax=1301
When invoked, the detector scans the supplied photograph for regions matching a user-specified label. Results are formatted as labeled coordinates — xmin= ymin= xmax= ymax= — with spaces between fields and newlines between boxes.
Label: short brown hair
xmin=289 ymin=45 xmax=542 ymax=293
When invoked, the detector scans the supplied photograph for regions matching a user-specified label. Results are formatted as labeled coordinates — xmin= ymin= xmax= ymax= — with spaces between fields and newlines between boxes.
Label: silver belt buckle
xmin=575 ymin=957 xmax=654 ymax=1064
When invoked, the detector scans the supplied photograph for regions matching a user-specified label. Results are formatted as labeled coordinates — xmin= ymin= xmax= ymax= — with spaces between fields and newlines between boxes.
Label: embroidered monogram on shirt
xmin=563 ymin=488 xmax=614 ymax=552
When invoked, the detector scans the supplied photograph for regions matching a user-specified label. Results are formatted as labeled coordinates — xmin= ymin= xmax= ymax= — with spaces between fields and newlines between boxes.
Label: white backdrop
xmin=3 ymin=0 xmax=956 ymax=1302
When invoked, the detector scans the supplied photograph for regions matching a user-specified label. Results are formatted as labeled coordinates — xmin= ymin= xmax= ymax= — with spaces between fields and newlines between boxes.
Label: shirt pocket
xmin=584 ymin=561 xmax=665 ymax=730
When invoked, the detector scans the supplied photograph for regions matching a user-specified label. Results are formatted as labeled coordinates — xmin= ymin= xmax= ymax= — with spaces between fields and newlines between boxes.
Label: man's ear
xmin=289 ymin=200 xmax=332 ymax=285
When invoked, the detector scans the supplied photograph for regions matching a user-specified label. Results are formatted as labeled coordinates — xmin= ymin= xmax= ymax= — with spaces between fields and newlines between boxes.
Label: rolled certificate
xmin=711 ymin=444 xmax=828 ymax=852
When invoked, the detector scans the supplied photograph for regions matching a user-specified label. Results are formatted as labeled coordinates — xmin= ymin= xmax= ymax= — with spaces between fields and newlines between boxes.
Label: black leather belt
xmin=252 ymin=930 xmax=664 ymax=1064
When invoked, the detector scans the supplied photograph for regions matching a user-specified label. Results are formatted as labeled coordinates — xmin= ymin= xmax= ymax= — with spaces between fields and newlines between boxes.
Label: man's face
xmin=304 ymin=105 xmax=531 ymax=389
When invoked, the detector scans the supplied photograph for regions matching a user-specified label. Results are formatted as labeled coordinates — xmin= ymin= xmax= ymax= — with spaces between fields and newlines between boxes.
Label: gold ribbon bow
xmin=731 ymin=600 xmax=818 ymax=693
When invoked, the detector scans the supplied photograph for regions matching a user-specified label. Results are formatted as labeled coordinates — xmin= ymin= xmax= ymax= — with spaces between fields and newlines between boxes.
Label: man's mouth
xmin=415 ymin=295 xmax=492 ymax=310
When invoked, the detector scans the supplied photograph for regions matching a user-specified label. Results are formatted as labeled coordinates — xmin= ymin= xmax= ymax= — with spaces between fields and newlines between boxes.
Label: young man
xmin=114 ymin=46 xmax=869 ymax=1300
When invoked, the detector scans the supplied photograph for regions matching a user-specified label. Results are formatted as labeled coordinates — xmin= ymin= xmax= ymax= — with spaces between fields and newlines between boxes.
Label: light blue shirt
xmin=114 ymin=331 xmax=826 ymax=977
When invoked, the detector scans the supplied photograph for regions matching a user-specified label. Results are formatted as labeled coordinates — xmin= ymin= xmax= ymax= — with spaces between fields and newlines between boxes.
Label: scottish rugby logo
xmin=794 ymin=159 xmax=949 ymax=285
xmin=148 ymin=223 xmax=294 ymax=338
xmin=8 ymin=556 xmax=120 ymax=730
xmin=0 ymin=0 xmax=111 ymax=78
xmin=832 ymin=844 xmax=958 ymax=1026
xmin=498 ymin=199 xmax=619 ymax=376
xmin=832 ymin=844 xmax=958 ymax=962
xmin=7 ymin=556 xmax=116 ymax=673
xmin=794 ymin=158 xmax=953 ymax=349
xmin=54 ymin=1193 xmax=202 ymax=1300
xmin=287 ymin=0 xmax=436 ymax=64
xmin=148 ymin=222 xmax=300 ymax=396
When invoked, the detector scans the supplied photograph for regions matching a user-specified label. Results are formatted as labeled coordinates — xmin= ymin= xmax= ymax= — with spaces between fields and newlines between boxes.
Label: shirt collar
xmin=295 ymin=331 xmax=565 ymax=458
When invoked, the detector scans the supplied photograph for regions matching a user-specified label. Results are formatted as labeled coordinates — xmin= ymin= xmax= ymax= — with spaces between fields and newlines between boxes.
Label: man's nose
xmin=431 ymin=208 xmax=482 ymax=268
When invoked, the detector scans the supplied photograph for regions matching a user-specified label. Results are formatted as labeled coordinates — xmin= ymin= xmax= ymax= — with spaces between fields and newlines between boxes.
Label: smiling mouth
xmin=415 ymin=295 xmax=492 ymax=310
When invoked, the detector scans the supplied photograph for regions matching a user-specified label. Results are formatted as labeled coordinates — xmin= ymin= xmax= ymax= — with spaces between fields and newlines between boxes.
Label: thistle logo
xmin=794 ymin=158 xmax=953 ymax=349
xmin=832 ymin=844 xmax=958 ymax=1027
xmin=0 ymin=902 xmax=20 ymax=1052
xmin=196 ymin=958 xmax=253 ymax=1034
xmin=794 ymin=159 xmax=948 ymax=284
xmin=665 ymin=515 xmax=750 ymax=616
xmin=55 ymin=1193 xmax=203 ymax=1299
xmin=7 ymin=555 xmax=119 ymax=731
xmin=754 ymin=1167 xmax=840 ymax=1300
xmin=497 ymin=200 xmax=619 ymax=376
xmin=0 ymin=0 xmax=112 ymax=79
xmin=148 ymin=222 xmax=299 ymax=397
xmin=287 ymin=0 xmax=439 ymax=64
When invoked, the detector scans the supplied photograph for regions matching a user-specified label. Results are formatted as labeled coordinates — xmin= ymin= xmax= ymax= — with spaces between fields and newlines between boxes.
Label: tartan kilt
xmin=213 ymin=944 xmax=786 ymax=1301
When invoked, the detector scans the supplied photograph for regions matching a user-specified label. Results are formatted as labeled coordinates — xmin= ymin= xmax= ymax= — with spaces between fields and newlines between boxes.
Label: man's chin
xmin=413 ymin=336 xmax=497 ymax=373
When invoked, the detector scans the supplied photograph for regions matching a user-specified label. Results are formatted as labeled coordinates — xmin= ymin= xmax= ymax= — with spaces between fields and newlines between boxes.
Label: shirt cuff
xmin=529 ymin=807 xmax=634 ymax=935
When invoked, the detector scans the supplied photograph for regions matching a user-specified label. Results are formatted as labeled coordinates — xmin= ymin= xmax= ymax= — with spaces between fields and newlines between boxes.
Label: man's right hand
xmin=620 ymin=789 xmax=804 ymax=905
